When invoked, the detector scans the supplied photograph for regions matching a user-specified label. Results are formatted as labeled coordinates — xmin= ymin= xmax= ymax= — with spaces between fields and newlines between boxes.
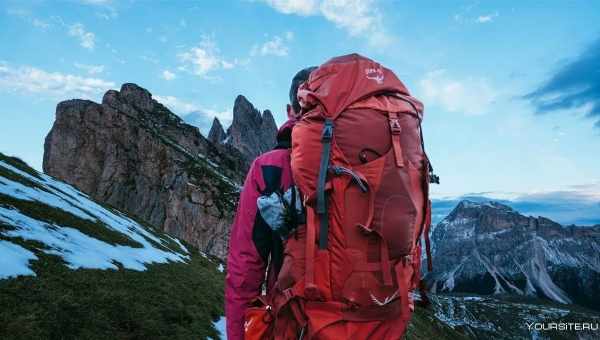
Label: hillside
xmin=0 ymin=152 xmax=225 ymax=339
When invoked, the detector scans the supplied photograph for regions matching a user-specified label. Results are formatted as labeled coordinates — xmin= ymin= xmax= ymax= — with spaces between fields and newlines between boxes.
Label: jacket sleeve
xmin=225 ymin=160 xmax=271 ymax=340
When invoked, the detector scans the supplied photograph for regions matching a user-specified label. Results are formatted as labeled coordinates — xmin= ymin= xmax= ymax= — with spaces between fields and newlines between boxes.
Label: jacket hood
xmin=275 ymin=118 xmax=296 ymax=149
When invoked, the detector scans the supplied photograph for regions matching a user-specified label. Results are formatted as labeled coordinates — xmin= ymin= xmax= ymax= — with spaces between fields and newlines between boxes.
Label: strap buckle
xmin=321 ymin=120 xmax=334 ymax=142
xmin=389 ymin=118 xmax=402 ymax=135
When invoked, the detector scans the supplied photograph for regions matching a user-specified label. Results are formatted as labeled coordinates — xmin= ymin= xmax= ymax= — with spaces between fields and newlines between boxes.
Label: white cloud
xmin=7 ymin=8 xmax=50 ymax=29
xmin=31 ymin=18 xmax=50 ymax=29
xmin=177 ymin=36 xmax=236 ymax=78
xmin=259 ymin=0 xmax=390 ymax=47
xmin=260 ymin=0 xmax=319 ymax=15
xmin=77 ymin=0 xmax=112 ymax=4
xmin=161 ymin=70 xmax=176 ymax=81
xmin=154 ymin=95 xmax=201 ymax=113
xmin=154 ymin=95 xmax=233 ymax=129
xmin=74 ymin=63 xmax=105 ymax=75
xmin=418 ymin=69 xmax=497 ymax=115
xmin=68 ymin=23 xmax=96 ymax=50
xmin=0 ymin=63 xmax=114 ymax=99
xmin=75 ymin=0 xmax=117 ymax=20
xmin=251 ymin=32 xmax=293 ymax=57
xmin=476 ymin=12 xmax=499 ymax=23
xmin=140 ymin=55 xmax=159 ymax=64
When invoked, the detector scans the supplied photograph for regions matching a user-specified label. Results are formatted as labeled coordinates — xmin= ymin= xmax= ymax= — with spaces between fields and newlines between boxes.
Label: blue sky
xmin=1 ymin=0 xmax=600 ymax=223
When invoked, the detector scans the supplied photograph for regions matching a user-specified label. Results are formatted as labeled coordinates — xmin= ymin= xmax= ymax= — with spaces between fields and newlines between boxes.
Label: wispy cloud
xmin=77 ymin=0 xmax=112 ymax=4
xmin=140 ymin=55 xmax=159 ymax=64
xmin=6 ymin=8 xmax=50 ymax=30
xmin=177 ymin=36 xmax=236 ymax=78
xmin=154 ymin=95 xmax=232 ymax=134
xmin=68 ymin=23 xmax=96 ymax=50
xmin=524 ymin=37 xmax=600 ymax=129
xmin=258 ymin=0 xmax=391 ymax=47
xmin=0 ymin=63 xmax=114 ymax=99
xmin=418 ymin=69 xmax=497 ymax=115
xmin=161 ymin=70 xmax=176 ymax=81
xmin=76 ymin=0 xmax=118 ymax=19
xmin=476 ymin=12 xmax=499 ymax=23
xmin=251 ymin=32 xmax=293 ymax=57
xmin=74 ymin=63 xmax=105 ymax=75
xmin=154 ymin=95 xmax=201 ymax=113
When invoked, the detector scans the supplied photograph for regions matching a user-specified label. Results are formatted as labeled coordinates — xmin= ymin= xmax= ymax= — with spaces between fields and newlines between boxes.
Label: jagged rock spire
xmin=208 ymin=117 xmax=226 ymax=144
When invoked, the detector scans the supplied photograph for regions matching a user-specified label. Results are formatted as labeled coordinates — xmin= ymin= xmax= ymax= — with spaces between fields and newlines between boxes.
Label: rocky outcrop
xmin=208 ymin=118 xmax=226 ymax=144
xmin=208 ymin=95 xmax=277 ymax=162
xmin=426 ymin=200 xmax=600 ymax=310
xmin=43 ymin=83 xmax=247 ymax=259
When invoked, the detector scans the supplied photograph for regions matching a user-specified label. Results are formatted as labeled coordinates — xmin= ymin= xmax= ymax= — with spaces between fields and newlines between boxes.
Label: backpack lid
xmin=297 ymin=54 xmax=412 ymax=119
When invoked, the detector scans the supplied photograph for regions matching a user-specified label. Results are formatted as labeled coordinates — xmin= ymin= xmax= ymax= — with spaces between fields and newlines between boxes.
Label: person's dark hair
xmin=289 ymin=66 xmax=317 ymax=114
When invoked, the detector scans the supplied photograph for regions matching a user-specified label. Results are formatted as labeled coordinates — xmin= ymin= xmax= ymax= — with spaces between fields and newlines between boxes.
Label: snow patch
xmin=0 ymin=240 xmax=38 ymax=279
xmin=0 ymin=160 xmax=190 ymax=276
xmin=211 ymin=316 xmax=226 ymax=340
xmin=0 ymin=207 xmax=187 ymax=272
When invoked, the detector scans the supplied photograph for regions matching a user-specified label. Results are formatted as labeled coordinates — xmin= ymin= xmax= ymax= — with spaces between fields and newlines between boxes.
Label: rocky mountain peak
xmin=444 ymin=200 xmax=523 ymax=232
xmin=233 ymin=95 xmax=259 ymax=123
xmin=44 ymin=83 xmax=247 ymax=259
xmin=428 ymin=200 xmax=600 ymax=310
xmin=119 ymin=83 xmax=155 ymax=111
xmin=209 ymin=95 xmax=278 ymax=162
xmin=208 ymin=118 xmax=226 ymax=144
xmin=454 ymin=200 xmax=514 ymax=214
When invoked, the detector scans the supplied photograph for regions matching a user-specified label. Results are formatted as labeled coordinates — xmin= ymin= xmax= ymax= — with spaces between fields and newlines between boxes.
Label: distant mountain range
xmin=426 ymin=200 xmax=600 ymax=311
xmin=431 ymin=194 xmax=600 ymax=227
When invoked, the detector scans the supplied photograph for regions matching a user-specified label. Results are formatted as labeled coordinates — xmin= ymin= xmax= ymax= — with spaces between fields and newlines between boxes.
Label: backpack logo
xmin=244 ymin=318 xmax=253 ymax=332
xmin=365 ymin=67 xmax=384 ymax=84
xmin=370 ymin=290 xmax=399 ymax=306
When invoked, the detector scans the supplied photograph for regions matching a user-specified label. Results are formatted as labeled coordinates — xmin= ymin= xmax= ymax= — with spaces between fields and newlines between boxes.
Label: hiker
xmin=225 ymin=67 xmax=316 ymax=340
xmin=240 ymin=54 xmax=436 ymax=339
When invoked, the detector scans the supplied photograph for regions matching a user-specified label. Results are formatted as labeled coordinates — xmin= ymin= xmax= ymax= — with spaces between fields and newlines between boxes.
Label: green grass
xmin=406 ymin=306 xmax=470 ymax=340
xmin=0 ymin=247 xmax=224 ymax=340
xmin=0 ymin=153 xmax=42 ymax=180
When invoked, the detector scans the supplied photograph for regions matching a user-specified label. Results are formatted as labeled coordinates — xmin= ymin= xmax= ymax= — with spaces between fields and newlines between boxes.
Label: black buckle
xmin=321 ymin=120 xmax=334 ymax=142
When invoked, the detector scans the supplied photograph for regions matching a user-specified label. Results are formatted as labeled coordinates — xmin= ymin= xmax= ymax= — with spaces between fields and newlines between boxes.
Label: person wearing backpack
xmin=225 ymin=67 xmax=316 ymax=340
xmin=258 ymin=54 xmax=437 ymax=339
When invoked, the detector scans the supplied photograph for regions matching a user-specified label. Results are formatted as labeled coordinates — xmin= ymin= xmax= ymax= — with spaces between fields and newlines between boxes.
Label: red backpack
xmin=255 ymin=54 xmax=436 ymax=340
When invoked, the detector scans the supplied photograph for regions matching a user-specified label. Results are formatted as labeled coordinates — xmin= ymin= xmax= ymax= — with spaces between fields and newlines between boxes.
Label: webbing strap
xmin=305 ymin=208 xmax=316 ymax=289
xmin=317 ymin=119 xmax=333 ymax=249
xmin=394 ymin=261 xmax=411 ymax=322
xmin=424 ymin=200 xmax=433 ymax=272
xmin=388 ymin=112 xmax=404 ymax=168
xmin=380 ymin=240 xmax=393 ymax=286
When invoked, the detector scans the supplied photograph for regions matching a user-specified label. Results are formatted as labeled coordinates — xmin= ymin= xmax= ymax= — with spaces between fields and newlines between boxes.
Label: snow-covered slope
xmin=0 ymin=155 xmax=190 ymax=279
xmin=426 ymin=200 xmax=600 ymax=310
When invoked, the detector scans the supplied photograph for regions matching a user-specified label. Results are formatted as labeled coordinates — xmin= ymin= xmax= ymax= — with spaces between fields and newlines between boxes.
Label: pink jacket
xmin=225 ymin=123 xmax=295 ymax=340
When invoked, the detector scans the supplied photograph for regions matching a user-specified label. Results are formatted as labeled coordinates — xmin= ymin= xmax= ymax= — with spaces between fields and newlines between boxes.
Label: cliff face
xmin=43 ymin=83 xmax=248 ymax=259
xmin=208 ymin=95 xmax=278 ymax=163
xmin=427 ymin=200 xmax=600 ymax=310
